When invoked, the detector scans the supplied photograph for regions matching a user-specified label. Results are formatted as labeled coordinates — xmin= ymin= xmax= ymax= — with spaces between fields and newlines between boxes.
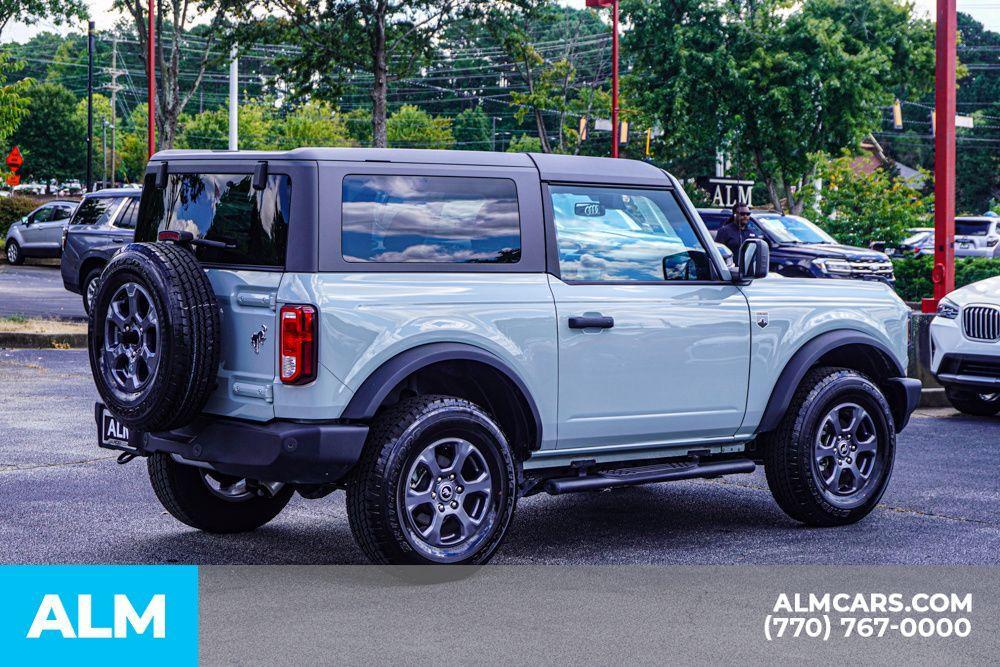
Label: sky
xmin=2 ymin=0 xmax=998 ymax=44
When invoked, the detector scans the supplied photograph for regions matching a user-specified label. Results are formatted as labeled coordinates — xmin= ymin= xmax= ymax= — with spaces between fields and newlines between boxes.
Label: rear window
xmin=136 ymin=173 xmax=290 ymax=267
xmin=342 ymin=175 xmax=521 ymax=264
xmin=72 ymin=197 xmax=122 ymax=226
xmin=956 ymin=220 xmax=991 ymax=237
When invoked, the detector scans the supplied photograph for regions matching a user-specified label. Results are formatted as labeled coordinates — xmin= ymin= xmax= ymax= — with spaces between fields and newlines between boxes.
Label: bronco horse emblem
xmin=251 ymin=324 xmax=267 ymax=354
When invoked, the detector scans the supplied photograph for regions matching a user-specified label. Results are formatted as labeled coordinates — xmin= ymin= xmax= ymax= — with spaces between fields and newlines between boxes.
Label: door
xmin=546 ymin=184 xmax=751 ymax=451
xmin=40 ymin=204 xmax=74 ymax=246
xmin=20 ymin=206 xmax=53 ymax=248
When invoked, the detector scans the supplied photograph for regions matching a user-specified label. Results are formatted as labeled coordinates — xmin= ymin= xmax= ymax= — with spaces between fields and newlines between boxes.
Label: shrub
xmin=893 ymin=255 xmax=1000 ymax=302
xmin=0 ymin=195 xmax=39 ymax=240
xmin=816 ymin=155 xmax=931 ymax=248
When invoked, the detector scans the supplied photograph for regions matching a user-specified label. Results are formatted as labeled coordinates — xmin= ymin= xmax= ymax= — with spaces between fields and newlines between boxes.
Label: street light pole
xmin=923 ymin=0 xmax=957 ymax=313
xmin=228 ymin=45 xmax=239 ymax=151
xmin=86 ymin=20 xmax=94 ymax=193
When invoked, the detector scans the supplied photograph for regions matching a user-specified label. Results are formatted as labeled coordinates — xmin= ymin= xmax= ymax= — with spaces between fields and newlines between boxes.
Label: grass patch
xmin=0 ymin=317 xmax=86 ymax=334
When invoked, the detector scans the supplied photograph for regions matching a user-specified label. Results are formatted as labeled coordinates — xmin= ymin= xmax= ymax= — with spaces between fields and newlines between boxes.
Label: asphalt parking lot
xmin=1 ymin=347 xmax=998 ymax=566
xmin=0 ymin=262 xmax=87 ymax=321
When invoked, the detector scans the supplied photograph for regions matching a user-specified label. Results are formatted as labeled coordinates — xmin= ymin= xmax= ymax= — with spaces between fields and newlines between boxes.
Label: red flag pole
xmin=147 ymin=0 xmax=156 ymax=159
xmin=923 ymin=0 xmax=956 ymax=313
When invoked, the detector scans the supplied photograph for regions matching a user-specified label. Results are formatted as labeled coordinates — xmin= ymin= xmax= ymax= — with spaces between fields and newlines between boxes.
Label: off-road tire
xmin=148 ymin=453 xmax=293 ymax=533
xmin=762 ymin=367 xmax=895 ymax=527
xmin=88 ymin=242 xmax=220 ymax=432
xmin=82 ymin=265 xmax=102 ymax=314
xmin=347 ymin=395 xmax=518 ymax=565
xmin=945 ymin=386 xmax=1000 ymax=416
xmin=5 ymin=240 xmax=23 ymax=265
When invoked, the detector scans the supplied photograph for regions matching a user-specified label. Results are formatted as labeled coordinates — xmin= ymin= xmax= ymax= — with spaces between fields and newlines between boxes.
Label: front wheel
xmin=347 ymin=395 xmax=518 ymax=564
xmin=945 ymin=387 xmax=1000 ymax=417
xmin=6 ymin=241 xmax=23 ymax=265
xmin=82 ymin=265 xmax=103 ymax=314
xmin=762 ymin=367 xmax=895 ymax=526
xmin=148 ymin=453 xmax=294 ymax=533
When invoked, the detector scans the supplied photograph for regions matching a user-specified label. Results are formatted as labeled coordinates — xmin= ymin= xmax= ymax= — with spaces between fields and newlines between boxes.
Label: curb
xmin=0 ymin=332 xmax=87 ymax=349
xmin=918 ymin=387 xmax=951 ymax=409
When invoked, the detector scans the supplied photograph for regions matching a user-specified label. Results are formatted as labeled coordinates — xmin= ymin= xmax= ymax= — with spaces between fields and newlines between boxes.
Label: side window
xmin=72 ymin=197 xmax=121 ymax=226
xmin=342 ymin=175 xmax=521 ymax=264
xmin=550 ymin=185 xmax=713 ymax=282
xmin=32 ymin=207 xmax=54 ymax=223
xmin=115 ymin=200 xmax=138 ymax=229
xmin=51 ymin=206 xmax=73 ymax=221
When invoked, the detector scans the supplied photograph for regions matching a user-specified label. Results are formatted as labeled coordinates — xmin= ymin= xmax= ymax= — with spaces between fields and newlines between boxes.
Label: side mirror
xmin=738 ymin=238 xmax=769 ymax=281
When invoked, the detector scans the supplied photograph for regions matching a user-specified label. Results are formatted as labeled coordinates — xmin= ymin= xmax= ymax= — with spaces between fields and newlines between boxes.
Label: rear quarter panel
xmin=277 ymin=272 xmax=559 ymax=449
xmin=738 ymin=277 xmax=910 ymax=437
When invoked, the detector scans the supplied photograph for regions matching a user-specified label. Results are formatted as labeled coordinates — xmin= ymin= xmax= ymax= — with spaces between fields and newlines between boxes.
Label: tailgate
xmin=202 ymin=269 xmax=281 ymax=421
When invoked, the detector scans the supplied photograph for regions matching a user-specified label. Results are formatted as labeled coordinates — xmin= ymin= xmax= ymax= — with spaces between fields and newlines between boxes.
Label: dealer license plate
xmin=96 ymin=403 xmax=142 ymax=452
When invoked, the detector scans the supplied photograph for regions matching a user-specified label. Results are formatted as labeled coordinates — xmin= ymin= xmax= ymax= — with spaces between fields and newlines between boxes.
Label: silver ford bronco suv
xmin=88 ymin=148 xmax=921 ymax=565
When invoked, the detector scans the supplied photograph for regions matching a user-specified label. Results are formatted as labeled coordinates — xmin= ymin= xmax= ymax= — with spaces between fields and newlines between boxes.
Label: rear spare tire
xmin=88 ymin=242 xmax=220 ymax=432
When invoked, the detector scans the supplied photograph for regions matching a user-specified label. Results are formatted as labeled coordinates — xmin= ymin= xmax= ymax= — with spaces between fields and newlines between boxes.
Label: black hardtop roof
xmin=150 ymin=147 xmax=672 ymax=187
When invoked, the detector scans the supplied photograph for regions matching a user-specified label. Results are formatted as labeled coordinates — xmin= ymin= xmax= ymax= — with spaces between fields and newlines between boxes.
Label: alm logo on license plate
xmin=101 ymin=411 xmax=131 ymax=447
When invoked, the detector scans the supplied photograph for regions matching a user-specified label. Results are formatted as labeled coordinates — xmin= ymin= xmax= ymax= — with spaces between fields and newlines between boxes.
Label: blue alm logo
xmin=0 ymin=566 xmax=197 ymax=665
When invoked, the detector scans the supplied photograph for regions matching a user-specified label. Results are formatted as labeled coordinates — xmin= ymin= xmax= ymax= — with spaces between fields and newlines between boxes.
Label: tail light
xmin=279 ymin=304 xmax=317 ymax=384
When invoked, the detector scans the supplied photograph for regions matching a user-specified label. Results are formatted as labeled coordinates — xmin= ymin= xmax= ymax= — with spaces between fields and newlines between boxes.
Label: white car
xmin=930 ymin=276 xmax=1000 ymax=415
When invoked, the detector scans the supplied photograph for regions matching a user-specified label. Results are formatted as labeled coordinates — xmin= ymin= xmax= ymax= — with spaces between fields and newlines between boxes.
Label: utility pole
xmin=147 ymin=0 xmax=156 ymax=159
xmin=923 ymin=0 xmax=957 ymax=312
xmin=86 ymin=20 xmax=95 ymax=193
xmin=228 ymin=45 xmax=239 ymax=151
xmin=492 ymin=116 xmax=499 ymax=151
xmin=108 ymin=38 xmax=121 ymax=187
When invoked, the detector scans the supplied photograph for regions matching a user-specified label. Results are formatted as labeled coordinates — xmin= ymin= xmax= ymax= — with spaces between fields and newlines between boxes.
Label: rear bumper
xmin=141 ymin=415 xmax=369 ymax=485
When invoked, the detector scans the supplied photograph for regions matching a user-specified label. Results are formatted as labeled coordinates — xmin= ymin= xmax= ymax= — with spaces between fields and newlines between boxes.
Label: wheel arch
xmin=79 ymin=255 xmax=108 ymax=285
xmin=757 ymin=330 xmax=912 ymax=434
xmin=342 ymin=343 xmax=543 ymax=458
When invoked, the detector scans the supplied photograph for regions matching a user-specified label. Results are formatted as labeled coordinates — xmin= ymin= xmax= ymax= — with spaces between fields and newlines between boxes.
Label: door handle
xmin=568 ymin=315 xmax=614 ymax=329
xmin=112 ymin=238 xmax=126 ymax=243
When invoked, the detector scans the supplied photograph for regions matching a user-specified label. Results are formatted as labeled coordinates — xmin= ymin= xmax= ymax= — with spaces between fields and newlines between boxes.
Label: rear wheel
xmin=945 ymin=387 xmax=1000 ymax=416
xmin=5 ymin=241 xmax=23 ymax=265
xmin=762 ymin=367 xmax=895 ymax=526
xmin=148 ymin=453 xmax=293 ymax=533
xmin=347 ymin=395 xmax=517 ymax=564
xmin=82 ymin=265 xmax=103 ymax=314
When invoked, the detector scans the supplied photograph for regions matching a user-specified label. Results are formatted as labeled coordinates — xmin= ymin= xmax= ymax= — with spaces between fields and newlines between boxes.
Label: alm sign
xmin=697 ymin=177 xmax=753 ymax=208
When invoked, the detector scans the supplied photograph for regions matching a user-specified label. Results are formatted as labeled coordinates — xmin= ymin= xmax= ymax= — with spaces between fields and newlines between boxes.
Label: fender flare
xmin=341 ymin=342 xmax=543 ymax=449
xmin=757 ymin=329 xmax=905 ymax=434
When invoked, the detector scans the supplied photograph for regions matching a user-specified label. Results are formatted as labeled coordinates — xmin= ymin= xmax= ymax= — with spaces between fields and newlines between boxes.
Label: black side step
xmin=543 ymin=459 xmax=755 ymax=495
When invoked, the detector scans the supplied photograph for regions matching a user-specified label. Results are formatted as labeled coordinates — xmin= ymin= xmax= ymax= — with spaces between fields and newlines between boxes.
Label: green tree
xmin=453 ymin=107 xmax=492 ymax=151
xmin=176 ymin=102 xmax=276 ymax=151
xmin=624 ymin=0 xmax=935 ymax=213
xmin=386 ymin=105 xmax=453 ymax=149
xmin=0 ymin=54 xmax=31 ymax=148
xmin=0 ymin=0 xmax=86 ymax=41
xmin=278 ymin=102 xmax=354 ymax=148
xmin=505 ymin=134 xmax=541 ymax=153
xmin=117 ymin=104 xmax=149 ymax=183
xmin=227 ymin=1 xmax=505 ymax=148
xmin=815 ymin=154 xmax=931 ymax=247
xmin=10 ymin=82 xmax=86 ymax=191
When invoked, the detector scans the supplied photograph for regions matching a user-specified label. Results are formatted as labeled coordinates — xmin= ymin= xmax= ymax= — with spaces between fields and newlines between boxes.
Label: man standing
xmin=715 ymin=202 xmax=761 ymax=257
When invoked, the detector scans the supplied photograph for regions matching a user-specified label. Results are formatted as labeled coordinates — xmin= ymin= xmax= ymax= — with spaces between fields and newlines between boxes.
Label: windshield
xmin=956 ymin=220 xmax=992 ymax=237
xmin=755 ymin=214 xmax=837 ymax=244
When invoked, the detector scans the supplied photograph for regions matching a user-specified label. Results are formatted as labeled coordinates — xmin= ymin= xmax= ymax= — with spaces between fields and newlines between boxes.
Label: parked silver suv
xmin=5 ymin=200 xmax=77 ymax=264
xmin=87 ymin=149 xmax=921 ymax=564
